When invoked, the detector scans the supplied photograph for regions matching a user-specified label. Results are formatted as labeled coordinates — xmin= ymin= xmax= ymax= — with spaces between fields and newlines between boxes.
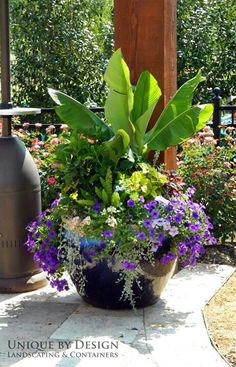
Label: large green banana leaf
xmin=131 ymin=71 xmax=162 ymax=153
xmin=104 ymin=49 xmax=134 ymax=138
xmin=100 ymin=129 xmax=130 ymax=164
xmin=145 ymin=104 xmax=213 ymax=151
xmin=104 ymin=49 xmax=131 ymax=95
xmin=145 ymin=70 xmax=205 ymax=145
xmin=105 ymin=89 xmax=134 ymax=138
xmin=48 ymin=88 xmax=112 ymax=140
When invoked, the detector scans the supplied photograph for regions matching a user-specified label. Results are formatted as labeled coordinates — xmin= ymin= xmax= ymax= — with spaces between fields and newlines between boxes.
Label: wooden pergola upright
xmin=114 ymin=0 xmax=177 ymax=170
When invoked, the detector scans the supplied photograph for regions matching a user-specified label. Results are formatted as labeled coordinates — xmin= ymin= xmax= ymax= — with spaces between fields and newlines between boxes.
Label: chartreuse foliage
xmin=49 ymin=49 xmax=213 ymax=159
xmin=119 ymin=163 xmax=169 ymax=201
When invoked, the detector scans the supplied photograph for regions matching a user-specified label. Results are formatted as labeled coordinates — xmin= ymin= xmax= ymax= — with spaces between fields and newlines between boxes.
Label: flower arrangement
xmin=26 ymin=176 xmax=216 ymax=300
xmin=25 ymin=49 xmax=215 ymax=306
xmin=177 ymin=126 xmax=236 ymax=242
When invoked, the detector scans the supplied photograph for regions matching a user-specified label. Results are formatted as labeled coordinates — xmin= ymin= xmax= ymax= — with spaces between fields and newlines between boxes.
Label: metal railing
xmin=14 ymin=106 xmax=104 ymax=132
xmin=13 ymin=88 xmax=236 ymax=140
xmin=211 ymin=87 xmax=236 ymax=139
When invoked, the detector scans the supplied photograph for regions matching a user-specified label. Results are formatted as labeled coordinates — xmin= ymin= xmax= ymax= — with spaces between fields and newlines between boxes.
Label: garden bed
xmin=201 ymin=243 xmax=236 ymax=367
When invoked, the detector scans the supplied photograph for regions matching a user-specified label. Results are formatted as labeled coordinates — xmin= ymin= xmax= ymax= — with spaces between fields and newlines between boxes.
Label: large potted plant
xmin=25 ymin=50 xmax=215 ymax=309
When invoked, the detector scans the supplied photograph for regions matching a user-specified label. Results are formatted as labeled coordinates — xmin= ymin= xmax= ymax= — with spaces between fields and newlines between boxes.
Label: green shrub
xmin=10 ymin=0 xmax=235 ymax=106
xmin=177 ymin=0 xmax=236 ymax=102
xmin=177 ymin=126 xmax=236 ymax=242
xmin=10 ymin=0 xmax=114 ymax=107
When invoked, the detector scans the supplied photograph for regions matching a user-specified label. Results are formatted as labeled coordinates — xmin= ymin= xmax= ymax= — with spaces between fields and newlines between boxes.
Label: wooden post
xmin=114 ymin=0 xmax=177 ymax=169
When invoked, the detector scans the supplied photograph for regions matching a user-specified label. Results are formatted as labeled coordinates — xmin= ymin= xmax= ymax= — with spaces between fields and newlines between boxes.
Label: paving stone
xmin=0 ymin=264 xmax=234 ymax=367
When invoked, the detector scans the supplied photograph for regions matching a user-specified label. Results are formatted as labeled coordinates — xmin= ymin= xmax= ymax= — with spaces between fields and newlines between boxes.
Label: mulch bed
xmin=200 ymin=242 xmax=236 ymax=367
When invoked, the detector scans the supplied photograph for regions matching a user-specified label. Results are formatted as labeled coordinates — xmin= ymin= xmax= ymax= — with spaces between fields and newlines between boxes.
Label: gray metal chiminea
xmin=0 ymin=0 xmax=47 ymax=292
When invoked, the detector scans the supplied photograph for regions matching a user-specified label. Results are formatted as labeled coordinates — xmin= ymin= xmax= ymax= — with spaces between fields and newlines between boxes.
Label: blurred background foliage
xmin=10 ymin=0 xmax=114 ymax=107
xmin=177 ymin=0 xmax=236 ymax=103
xmin=9 ymin=0 xmax=235 ymax=107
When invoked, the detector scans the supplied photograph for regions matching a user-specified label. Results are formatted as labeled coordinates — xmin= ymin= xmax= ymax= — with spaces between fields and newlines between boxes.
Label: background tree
xmin=10 ymin=0 xmax=113 ymax=107
xmin=177 ymin=0 xmax=236 ymax=102
xmin=9 ymin=0 xmax=235 ymax=107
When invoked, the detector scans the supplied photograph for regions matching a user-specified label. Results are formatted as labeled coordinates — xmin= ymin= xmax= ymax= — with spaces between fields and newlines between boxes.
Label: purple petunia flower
xmin=122 ymin=259 xmax=138 ymax=271
xmin=192 ymin=211 xmax=199 ymax=220
xmin=151 ymin=242 xmax=162 ymax=252
xmin=207 ymin=221 xmax=214 ymax=230
xmin=160 ymin=252 xmax=177 ymax=264
xmin=166 ymin=204 xmax=173 ymax=212
xmin=98 ymin=241 xmax=106 ymax=250
xmin=149 ymin=200 xmax=157 ymax=208
xmin=102 ymin=230 xmax=113 ymax=238
xmin=50 ymin=199 xmax=60 ymax=209
xmin=149 ymin=228 xmax=156 ymax=237
xmin=25 ymin=239 xmax=35 ymax=251
xmin=186 ymin=186 xmax=196 ymax=197
xmin=144 ymin=203 xmax=152 ymax=211
xmin=50 ymin=278 xmax=69 ymax=292
xmin=137 ymin=232 xmax=146 ymax=241
xmin=178 ymin=242 xmax=187 ymax=256
xmin=194 ymin=234 xmax=201 ymax=242
xmin=127 ymin=199 xmax=135 ymax=207
xmin=151 ymin=209 xmax=160 ymax=219
xmin=39 ymin=211 xmax=47 ymax=218
xmin=173 ymin=213 xmax=183 ymax=223
xmin=92 ymin=200 xmax=101 ymax=212
xmin=46 ymin=219 xmax=53 ymax=228
xmin=143 ymin=219 xmax=152 ymax=228
xmin=139 ymin=196 xmax=145 ymax=203
xmin=189 ymin=224 xmax=201 ymax=232
xmin=158 ymin=232 xmax=165 ymax=242
xmin=48 ymin=230 xmax=57 ymax=238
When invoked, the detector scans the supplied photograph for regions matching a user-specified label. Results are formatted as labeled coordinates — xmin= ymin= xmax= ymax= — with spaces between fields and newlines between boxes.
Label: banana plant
xmin=48 ymin=48 xmax=213 ymax=159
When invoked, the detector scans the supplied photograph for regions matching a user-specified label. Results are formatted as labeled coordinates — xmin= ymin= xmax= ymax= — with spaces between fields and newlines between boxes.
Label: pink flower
xmin=23 ymin=122 xmax=30 ymax=129
xmin=60 ymin=124 xmax=69 ymax=131
xmin=31 ymin=144 xmax=41 ymax=151
xmin=47 ymin=177 xmax=56 ymax=185
xmin=46 ymin=125 xmax=56 ymax=133
xmin=187 ymin=138 xmax=196 ymax=144
xmin=32 ymin=138 xmax=39 ymax=144
xmin=204 ymin=136 xmax=217 ymax=144
xmin=35 ymin=123 xmax=42 ymax=129
xmin=50 ymin=137 xmax=59 ymax=145
xmin=224 ymin=162 xmax=231 ymax=168
xmin=33 ymin=159 xmax=40 ymax=166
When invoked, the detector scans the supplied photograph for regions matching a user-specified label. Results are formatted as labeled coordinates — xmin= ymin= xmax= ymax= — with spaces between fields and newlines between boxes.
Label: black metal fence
xmin=13 ymin=88 xmax=236 ymax=139
xmin=14 ymin=106 xmax=104 ymax=133
xmin=211 ymin=87 xmax=236 ymax=139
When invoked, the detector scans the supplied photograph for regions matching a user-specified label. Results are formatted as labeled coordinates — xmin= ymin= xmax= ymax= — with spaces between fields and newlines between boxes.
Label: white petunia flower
xmin=106 ymin=216 xmax=117 ymax=228
xmin=107 ymin=206 xmax=117 ymax=214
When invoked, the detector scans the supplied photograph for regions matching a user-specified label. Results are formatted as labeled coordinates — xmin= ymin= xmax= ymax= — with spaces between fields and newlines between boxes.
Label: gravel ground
xmin=200 ymin=243 xmax=236 ymax=367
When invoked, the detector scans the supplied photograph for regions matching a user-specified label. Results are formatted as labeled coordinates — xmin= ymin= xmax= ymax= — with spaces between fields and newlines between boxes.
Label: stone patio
xmin=0 ymin=263 xmax=234 ymax=367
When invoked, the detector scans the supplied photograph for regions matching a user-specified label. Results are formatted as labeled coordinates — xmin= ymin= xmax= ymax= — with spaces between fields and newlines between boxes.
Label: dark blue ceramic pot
xmin=71 ymin=255 xmax=177 ymax=309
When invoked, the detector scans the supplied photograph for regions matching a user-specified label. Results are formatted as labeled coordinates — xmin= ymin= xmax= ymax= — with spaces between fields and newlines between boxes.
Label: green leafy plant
xmin=177 ymin=126 xmax=236 ymax=242
xmin=177 ymin=0 xmax=236 ymax=101
xmin=49 ymin=49 xmax=213 ymax=159
xmin=25 ymin=50 xmax=216 ymax=308
xmin=13 ymin=123 xmax=69 ymax=210
xmin=10 ymin=0 xmax=114 ymax=107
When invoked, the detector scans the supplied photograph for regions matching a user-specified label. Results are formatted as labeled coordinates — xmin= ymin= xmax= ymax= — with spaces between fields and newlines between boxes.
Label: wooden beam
xmin=114 ymin=0 xmax=177 ymax=170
